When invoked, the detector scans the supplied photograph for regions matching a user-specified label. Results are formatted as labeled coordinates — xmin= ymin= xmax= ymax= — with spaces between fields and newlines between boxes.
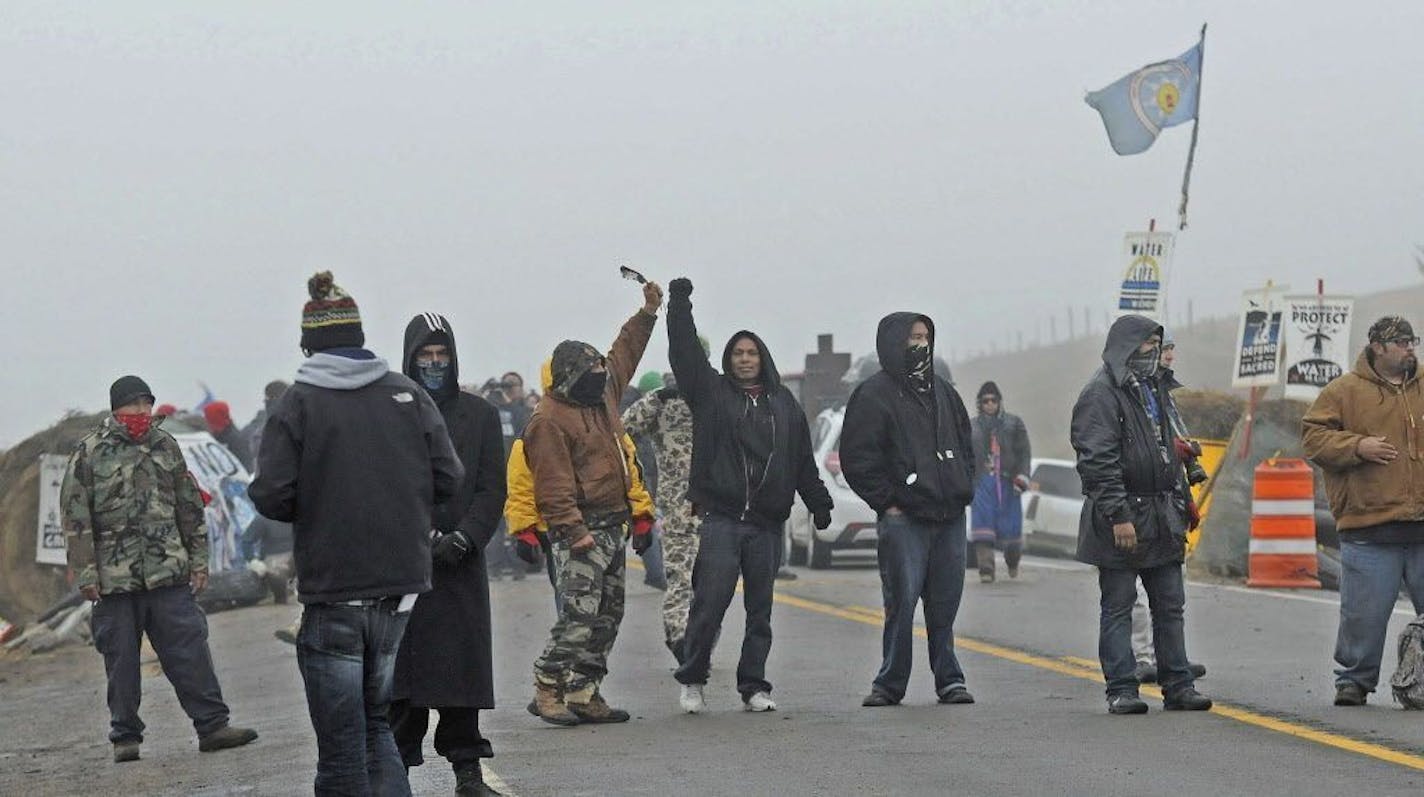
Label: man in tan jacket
xmin=526 ymin=279 xmax=662 ymax=726
xmin=1303 ymin=315 xmax=1424 ymax=707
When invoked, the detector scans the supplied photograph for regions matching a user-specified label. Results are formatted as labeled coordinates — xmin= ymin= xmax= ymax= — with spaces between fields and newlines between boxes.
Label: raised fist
xmin=669 ymin=277 xmax=693 ymax=298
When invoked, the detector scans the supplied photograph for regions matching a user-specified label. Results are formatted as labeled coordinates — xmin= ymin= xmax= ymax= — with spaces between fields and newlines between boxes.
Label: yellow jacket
xmin=506 ymin=360 xmax=654 ymax=535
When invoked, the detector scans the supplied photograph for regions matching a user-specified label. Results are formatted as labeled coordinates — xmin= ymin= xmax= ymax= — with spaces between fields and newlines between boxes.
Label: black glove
xmin=813 ymin=509 xmax=832 ymax=530
xmin=669 ymin=277 xmax=693 ymax=298
xmin=514 ymin=529 xmax=542 ymax=564
xmin=432 ymin=530 xmax=472 ymax=567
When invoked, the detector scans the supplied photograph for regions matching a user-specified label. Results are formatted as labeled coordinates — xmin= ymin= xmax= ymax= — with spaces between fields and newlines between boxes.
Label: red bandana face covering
xmin=115 ymin=413 xmax=153 ymax=440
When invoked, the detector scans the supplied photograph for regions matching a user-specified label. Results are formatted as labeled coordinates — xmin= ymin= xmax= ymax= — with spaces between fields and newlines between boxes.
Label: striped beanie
xmin=301 ymin=271 xmax=365 ymax=351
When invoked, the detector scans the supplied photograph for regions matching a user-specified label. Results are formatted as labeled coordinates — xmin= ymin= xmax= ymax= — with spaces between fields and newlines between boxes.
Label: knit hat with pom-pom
xmin=301 ymin=271 xmax=365 ymax=351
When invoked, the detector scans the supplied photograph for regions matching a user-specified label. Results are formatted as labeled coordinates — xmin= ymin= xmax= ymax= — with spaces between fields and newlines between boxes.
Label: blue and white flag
xmin=1086 ymin=42 xmax=1202 ymax=155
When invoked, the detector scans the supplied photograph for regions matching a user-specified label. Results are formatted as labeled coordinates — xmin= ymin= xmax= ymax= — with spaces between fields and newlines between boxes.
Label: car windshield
xmin=1032 ymin=464 xmax=1081 ymax=498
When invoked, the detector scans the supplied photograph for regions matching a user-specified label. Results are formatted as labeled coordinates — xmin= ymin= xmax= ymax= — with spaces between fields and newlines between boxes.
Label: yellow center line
xmin=773 ymin=590 xmax=1424 ymax=772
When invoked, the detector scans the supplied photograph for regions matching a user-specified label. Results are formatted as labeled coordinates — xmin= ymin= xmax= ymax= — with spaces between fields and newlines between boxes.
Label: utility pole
xmin=1067 ymin=307 xmax=1075 ymax=340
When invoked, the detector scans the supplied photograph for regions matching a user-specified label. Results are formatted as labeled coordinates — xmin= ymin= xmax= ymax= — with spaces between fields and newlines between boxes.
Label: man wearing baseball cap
xmin=1304 ymin=315 xmax=1424 ymax=706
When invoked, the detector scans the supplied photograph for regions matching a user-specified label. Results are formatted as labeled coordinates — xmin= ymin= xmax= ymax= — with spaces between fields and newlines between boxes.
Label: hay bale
xmin=1173 ymin=390 xmax=1246 ymax=440
xmin=0 ymin=412 xmax=107 ymax=621
xmin=1188 ymin=398 xmax=1312 ymax=578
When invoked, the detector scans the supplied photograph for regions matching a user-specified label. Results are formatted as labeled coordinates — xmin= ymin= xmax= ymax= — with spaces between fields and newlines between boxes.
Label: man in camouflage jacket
xmin=622 ymin=374 xmax=700 ymax=663
xmin=62 ymin=375 xmax=257 ymax=763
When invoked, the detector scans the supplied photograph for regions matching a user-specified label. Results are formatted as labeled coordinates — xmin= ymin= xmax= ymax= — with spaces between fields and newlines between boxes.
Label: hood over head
xmin=403 ymin=312 xmax=459 ymax=403
xmin=875 ymin=312 xmax=936 ymax=387
xmin=1102 ymin=314 xmax=1164 ymax=386
xmin=975 ymin=380 xmax=1004 ymax=412
xmin=722 ymin=330 xmax=781 ymax=389
xmin=549 ymin=340 xmax=604 ymax=401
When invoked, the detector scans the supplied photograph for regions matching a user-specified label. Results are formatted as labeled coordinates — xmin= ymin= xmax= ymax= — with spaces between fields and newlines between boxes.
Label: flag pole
xmin=1177 ymin=22 xmax=1207 ymax=230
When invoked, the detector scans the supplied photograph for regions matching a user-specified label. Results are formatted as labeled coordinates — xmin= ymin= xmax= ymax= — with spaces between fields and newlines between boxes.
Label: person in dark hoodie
xmin=249 ymin=272 xmax=464 ymax=796
xmin=968 ymin=381 xmax=1032 ymax=583
xmin=389 ymin=312 xmax=508 ymax=797
xmin=841 ymin=313 xmax=977 ymax=708
xmin=1132 ymin=331 xmax=1209 ymax=685
xmin=666 ymin=277 xmax=833 ymax=714
xmin=1070 ymin=314 xmax=1211 ymax=716
xmin=524 ymin=279 xmax=663 ymax=727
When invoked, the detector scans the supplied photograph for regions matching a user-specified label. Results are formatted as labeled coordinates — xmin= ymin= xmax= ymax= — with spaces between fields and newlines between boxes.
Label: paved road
xmin=2 ymin=554 xmax=1421 ymax=796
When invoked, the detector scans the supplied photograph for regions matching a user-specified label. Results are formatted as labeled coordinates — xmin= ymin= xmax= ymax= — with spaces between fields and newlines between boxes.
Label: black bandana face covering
xmin=906 ymin=343 xmax=932 ymax=391
xmin=1127 ymin=346 xmax=1160 ymax=379
xmin=570 ymin=369 xmax=608 ymax=406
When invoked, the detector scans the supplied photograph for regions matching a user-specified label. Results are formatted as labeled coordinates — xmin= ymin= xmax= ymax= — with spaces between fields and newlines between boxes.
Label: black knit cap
xmin=109 ymin=375 xmax=155 ymax=410
xmin=977 ymin=380 xmax=1002 ymax=402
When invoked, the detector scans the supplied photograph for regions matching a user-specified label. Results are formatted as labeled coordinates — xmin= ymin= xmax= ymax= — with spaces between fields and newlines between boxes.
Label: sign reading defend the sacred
xmin=1116 ymin=231 xmax=1174 ymax=319
xmin=1232 ymin=287 xmax=1287 ymax=388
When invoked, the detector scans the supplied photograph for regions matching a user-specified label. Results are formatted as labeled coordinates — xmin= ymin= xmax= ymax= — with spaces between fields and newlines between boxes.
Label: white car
xmin=784 ymin=407 xmax=879 ymax=569
xmin=1019 ymin=457 xmax=1084 ymax=558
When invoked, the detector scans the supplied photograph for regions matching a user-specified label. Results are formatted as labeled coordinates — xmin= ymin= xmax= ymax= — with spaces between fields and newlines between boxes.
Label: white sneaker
xmin=742 ymin=691 xmax=777 ymax=712
xmin=680 ymin=684 xmax=706 ymax=714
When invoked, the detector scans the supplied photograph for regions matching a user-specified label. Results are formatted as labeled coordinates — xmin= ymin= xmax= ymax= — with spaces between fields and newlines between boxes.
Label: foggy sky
xmin=3 ymin=1 xmax=1422 ymax=445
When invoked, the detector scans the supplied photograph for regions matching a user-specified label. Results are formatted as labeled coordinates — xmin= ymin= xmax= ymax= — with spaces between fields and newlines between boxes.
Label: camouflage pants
xmin=660 ymin=509 xmax=700 ymax=651
xmin=532 ymin=524 xmax=627 ymax=699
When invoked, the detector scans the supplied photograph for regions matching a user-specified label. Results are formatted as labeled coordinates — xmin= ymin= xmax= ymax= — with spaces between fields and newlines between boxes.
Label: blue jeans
xmin=872 ymin=513 xmax=967 ymax=701
xmin=640 ymin=527 xmax=667 ymax=588
xmin=675 ymin=513 xmax=781 ymax=697
xmin=1334 ymin=540 xmax=1424 ymax=691
xmin=1098 ymin=564 xmax=1193 ymax=698
xmin=297 ymin=598 xmax=413 ymax=797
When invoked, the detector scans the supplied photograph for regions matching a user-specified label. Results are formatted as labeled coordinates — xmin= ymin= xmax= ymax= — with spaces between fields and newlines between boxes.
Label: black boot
xmin=454 ymin=762 xmax=504 ymax=796
xmin=1163 ymin=687 xmax=1213 ymax=711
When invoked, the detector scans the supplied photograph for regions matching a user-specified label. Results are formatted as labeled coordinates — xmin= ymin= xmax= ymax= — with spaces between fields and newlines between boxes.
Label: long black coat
xmin=393 ymin=314 xmax=507 ymax=708
xmin=1070 ymin=315 xmax=1188 ymax=571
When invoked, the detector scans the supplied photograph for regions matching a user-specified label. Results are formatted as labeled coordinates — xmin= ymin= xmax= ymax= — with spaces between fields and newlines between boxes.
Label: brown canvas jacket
xmin=524 ymin=310 xmax=656 ymax=543
xmin=1302 ymin=351 xmax=1424 ymax=532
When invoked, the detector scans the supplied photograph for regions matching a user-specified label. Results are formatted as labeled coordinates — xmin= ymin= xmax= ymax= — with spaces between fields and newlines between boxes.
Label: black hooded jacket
xmin=395 ymin=313 xmax=507 ymax=708
xmin=841 ymin=312 xmax=976 ymax=522
xmin=667 ymin=288 xmax=832 ymax=527
xmin=401 ymin=313 xmax=507 ymax=546
xmin=970 ymin=405 xmax=1032 ymax=484
xmin=1070 ymin=314 xmax=1188 ymax=569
